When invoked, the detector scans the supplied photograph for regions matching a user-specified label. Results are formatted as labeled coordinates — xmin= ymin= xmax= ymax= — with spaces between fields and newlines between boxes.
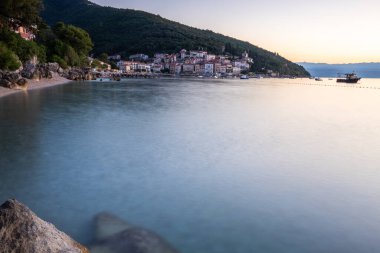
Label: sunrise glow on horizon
xmin=92 ymin=0 xmax=380 ymax=64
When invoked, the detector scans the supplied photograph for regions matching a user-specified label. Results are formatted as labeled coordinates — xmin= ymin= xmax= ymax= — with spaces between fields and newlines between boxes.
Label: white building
xmin=129 ymin=54 xmax=149 ymax=61
xmin=180 ymin=49 xmax=187 ymax=59
xmin=190 ymin=51 xmax=207 ymax=58
xmin=205 ymin=54 xmax=216 ymax=61
xmin=233 ymin=61 xmax=250 ymax=70
xmin=204 ymin=63 xmax=214 ymax=74
xmin=117 ymin=61 xmax=133 ymax=72
xmin=152 ymin=64 xmax=163 ymax=73
xmin=232 ymin=67 xmax=241 ymax=75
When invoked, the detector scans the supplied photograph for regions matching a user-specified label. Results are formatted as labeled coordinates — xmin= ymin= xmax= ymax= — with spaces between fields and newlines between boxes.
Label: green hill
xmin=41 ymin=0 xmax=309 ymax=76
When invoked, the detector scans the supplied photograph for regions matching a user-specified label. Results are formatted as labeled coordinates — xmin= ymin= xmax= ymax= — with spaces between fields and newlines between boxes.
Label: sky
xmin=91 ymin=0 xmax=380 ymax=64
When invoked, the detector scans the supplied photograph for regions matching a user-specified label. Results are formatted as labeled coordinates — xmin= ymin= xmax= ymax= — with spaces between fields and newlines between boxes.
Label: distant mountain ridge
xmin=41 ymin=0 xmax=309 ymax=76
xmin=298 ymin=62 xmax=380 ymax=78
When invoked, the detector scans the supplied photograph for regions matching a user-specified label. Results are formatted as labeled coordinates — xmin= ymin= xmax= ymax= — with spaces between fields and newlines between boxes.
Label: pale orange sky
xmin=92 ymin=0 xmax=380 ymax=63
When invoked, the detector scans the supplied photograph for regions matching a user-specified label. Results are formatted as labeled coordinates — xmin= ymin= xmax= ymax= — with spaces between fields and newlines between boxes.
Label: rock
xmin=0 ymin=78 xmax=12 ymax=88
xmin=21 ymin=63 xmax=60 ymax=80
xmin=47 ymin=62 xmax=60 ymax=73
xmin=21 ymin=63 xmax=39 ymax=80
xmin=90 ymin=212 xmax=180 ymax=253
xmin=4 ymin=72 xmax=20 ymax=83
xmin=16 ymin=78 xmax=28 ymax=90
xmin=94 ymin=212 xmax=132 ymax=241
xmin=62 ymin=67 xmax=94 ymax=81
xmin=0 ymin=199 xmax=89 ymax=253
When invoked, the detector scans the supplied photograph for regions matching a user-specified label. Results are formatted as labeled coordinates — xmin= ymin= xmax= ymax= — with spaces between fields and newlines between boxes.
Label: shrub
xmin=0 ymin=27 xmax=46 ymax=63
xmin=0 ymin=43 xmax=21 ymax=71
xmin=51 ymin=54 xmax=68 ymax=69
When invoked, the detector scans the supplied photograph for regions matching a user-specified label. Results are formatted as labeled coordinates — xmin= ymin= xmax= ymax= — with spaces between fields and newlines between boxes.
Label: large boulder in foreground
xmin=0 ymin=199 xmax=88 ymax=253
xmin=91 ymin=212 xmax=179 ymax=253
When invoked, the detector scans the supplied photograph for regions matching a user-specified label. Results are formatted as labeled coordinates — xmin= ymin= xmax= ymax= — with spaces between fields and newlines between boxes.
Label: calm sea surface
xmin=1 ymin=78 xmax=380 ymax=253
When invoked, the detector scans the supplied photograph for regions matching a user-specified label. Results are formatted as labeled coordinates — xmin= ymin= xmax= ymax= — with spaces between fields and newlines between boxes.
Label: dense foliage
xmin=0 ymin=0 xmax=93 ymax=69
xmin=0 ymin=0 xmax=43 ymax=27
xmin=0 ymin=27 xmax=46 ymax=62
xmin=42 ymin=0 xmax=310 ymax=76
xmin=37 ymin=22 xmax=93 ymax=67
xmin=0 ymin=42 xmax=21 ymax=71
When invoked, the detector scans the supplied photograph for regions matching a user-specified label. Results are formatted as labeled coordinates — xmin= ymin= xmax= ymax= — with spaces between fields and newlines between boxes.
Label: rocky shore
xmin=0 ymin=62 xmax=96 ymax=98
xmin=0 ymin=199 xmax=180 ymax=253
xmin=0 ymin=199 xmax=89 ymax=253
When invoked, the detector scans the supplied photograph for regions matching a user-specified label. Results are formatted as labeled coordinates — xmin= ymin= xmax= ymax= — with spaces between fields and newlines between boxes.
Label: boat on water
xmin=240 ymin=75 xmax=249 ymax=80
xmin=337 ymin=73 xmax=361 ymax=83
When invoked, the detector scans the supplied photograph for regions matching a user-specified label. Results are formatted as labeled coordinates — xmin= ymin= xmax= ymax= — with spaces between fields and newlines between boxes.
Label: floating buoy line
xmin=257 ymin=80 xmax=380 ymax=90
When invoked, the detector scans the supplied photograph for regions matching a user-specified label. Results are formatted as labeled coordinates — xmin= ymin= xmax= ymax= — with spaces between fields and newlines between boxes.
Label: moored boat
xmin=337 ymin=73 xmax=361 ymax=83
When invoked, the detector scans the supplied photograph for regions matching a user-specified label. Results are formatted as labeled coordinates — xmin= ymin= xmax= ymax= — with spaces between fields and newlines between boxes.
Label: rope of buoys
xmin=277 ymin=80 xmax=380 ymax=90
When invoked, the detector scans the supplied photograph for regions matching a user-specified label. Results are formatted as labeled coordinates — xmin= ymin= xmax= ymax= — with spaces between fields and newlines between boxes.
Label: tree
xmin=0 ymin=27 xmax=46 ymax=63
xmin=52 ymin=22 xmax=93 ymax=57
xmin=90 ymin=59 xmax=102 ymax=69
xmin=98 ymin=53 xmax=109 ymax=63
xmin=0 ymin=0 xmax=43 ymax=27
xmin=36 ymin=22 xmax=93 ymax=68
xmin=0 ymin=43 xmax=21 ymax=71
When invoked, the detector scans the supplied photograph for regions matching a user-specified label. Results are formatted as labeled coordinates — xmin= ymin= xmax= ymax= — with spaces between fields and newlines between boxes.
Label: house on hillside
xmin=16 ymin=26 xmax=35 ymax=40
xmin=129 ymin=54 xmax=149 ymax=62
xmin=7 ymin=18 xmax=36 ymax=41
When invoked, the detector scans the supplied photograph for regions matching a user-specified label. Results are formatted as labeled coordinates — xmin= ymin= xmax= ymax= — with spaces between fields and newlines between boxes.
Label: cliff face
xmin=0 ymin=199 xmax=89 ymax=253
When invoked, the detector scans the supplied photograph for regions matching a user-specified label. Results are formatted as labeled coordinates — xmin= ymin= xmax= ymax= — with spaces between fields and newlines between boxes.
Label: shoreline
xmin=0 ymin=74 xmax=72 ymax=99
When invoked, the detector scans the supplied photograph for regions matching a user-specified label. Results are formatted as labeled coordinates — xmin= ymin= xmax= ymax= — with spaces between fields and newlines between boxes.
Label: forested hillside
xmin=42 ymin=0 xmax=309 ymax=76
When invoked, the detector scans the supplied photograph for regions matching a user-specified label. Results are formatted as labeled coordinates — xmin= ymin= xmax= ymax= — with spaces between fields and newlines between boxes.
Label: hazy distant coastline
xmin=298 ymin=62 xmax=380 ymax=78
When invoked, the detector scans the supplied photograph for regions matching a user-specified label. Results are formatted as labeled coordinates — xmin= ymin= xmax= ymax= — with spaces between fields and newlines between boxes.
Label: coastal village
xmin=118 ymin=50 xmax=253 ymax=77
xmin=93 ymin=50 xmax=263 ymax=78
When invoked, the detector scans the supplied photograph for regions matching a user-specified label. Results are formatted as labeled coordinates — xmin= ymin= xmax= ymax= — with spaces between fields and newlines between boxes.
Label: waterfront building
xmin=175 ymin=64 xmax=182 ymax=75
xmin=152 ymin=64 xmax=163 ymax=73
xmin=183 ymin=64 xmax=195 ymax=74
xmin=204 ymin=63 xmax=214 ymax=75
xmin=117 ymin=61 xmax=133 ymax=72
xmin=194 ymin=64 xmax=202 ymax=74
xmin=232 ymin=67 xmax=242 ymax=75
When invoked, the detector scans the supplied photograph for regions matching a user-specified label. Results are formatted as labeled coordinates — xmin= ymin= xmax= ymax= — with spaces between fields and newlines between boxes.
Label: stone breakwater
xmin=0 ymin=63 xmax=95 ymax=91
xmin=0 ymin=199 xmax=180 ymax=253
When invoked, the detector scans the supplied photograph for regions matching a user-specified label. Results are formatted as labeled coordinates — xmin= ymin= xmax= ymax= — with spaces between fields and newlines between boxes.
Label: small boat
xmin=337 ymin=73 xmax=361 ymax=83
xmin=315 ymin=77 xmax=323 ymax=81
xmin=240 ymin=75 xmax=249 ymax=80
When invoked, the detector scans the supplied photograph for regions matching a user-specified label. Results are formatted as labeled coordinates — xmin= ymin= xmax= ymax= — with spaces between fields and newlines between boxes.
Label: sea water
xmin=1 ymin=78 xmax=380 ymax=253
